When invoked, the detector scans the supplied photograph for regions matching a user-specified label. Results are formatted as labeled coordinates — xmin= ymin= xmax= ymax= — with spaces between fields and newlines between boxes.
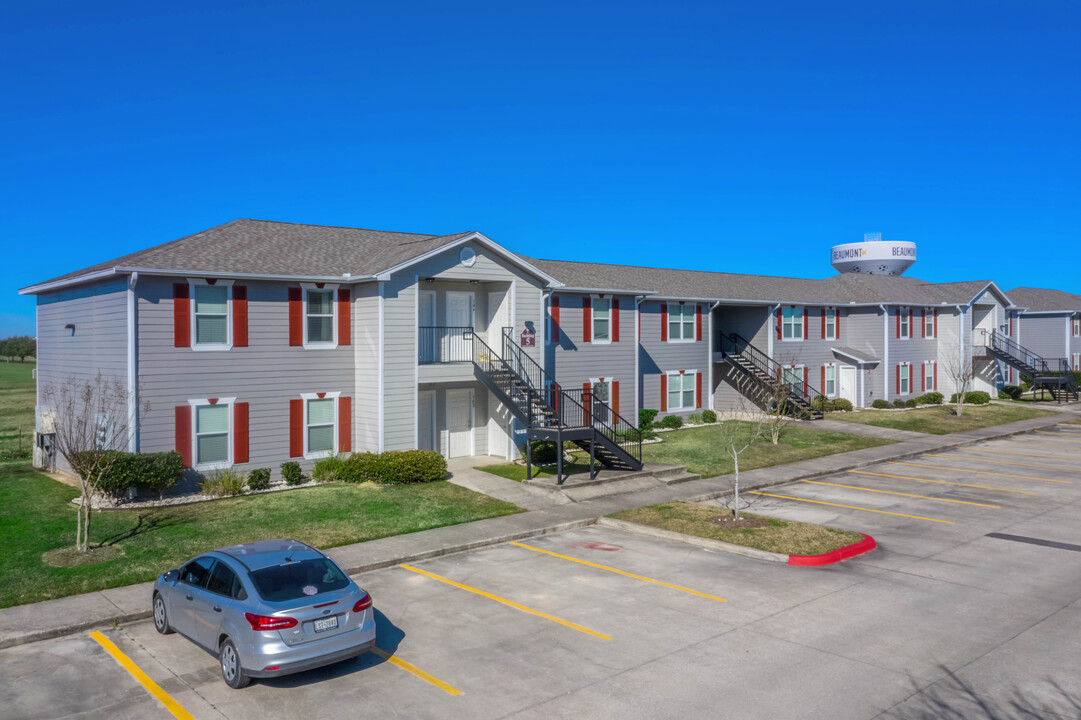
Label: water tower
xmin=830 ymin=232 xmax=917 ymax=276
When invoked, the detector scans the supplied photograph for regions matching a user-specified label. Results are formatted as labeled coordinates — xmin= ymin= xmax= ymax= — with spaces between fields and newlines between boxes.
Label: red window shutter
xmin=551 ymin=296 xmax=560 ymax=342
xmin=660 ymin=374 xmax=667 ymax=412
xmin=288 ymin=288 xmax=303 ymax=347
xmin=802 ymin=367 xmax=808 ymax=397
xmin=289 ymin=398 xmax=304 ymax=457
xmin=695 ymin=305 xmax=703 ymax=341
xmin=934 ymin=363 xmax=938 ymax=390
xmin=921 ymin=309 xmax=926 ymax=338
xmin=661 ymin=303 xmax=668 ymax=341
xmin=175 ymin=405 xmax=192 ymax=467
xmin=173 ymin=283 xmax=190 ymax=348
xmin=232 ymin=285 xmax=248 ymax=347
xmin=821 ymin=310 xmax=826 ymax=339
xmin=934 ymin=309 xmax=938 ymax=338
xmin=613 ymin=298 xmax=620 ymax=342
xmin=921 ymin=365 xmax=926 ymax=392
xmin=234 ymin=402 xmax=249 ymax=464
xmin=821 ymin=366 xmax=826 ymax=393
xmin=338 ymin=396 xmax=351 ymax=453
xmin=695 ymin=372 xmax=703 ymax=408
xmin=583 ymin=297 xmax=592 ymax=343
xmin=582 ymin=382 xmax=592 ymax=424
xmin=612 ymin=380 xmax=620 ymax=416
xmin=803 ymin=308 xmax=808 ymax=339
xmin=896 ymin=364 xmax=901 ymax=394
xmin=1009 ymin=314 xmax=1013 ymax=336
xmin=896 ymin=310 xmax=901 ymax=339
xmin=836 ymin=310 xmax=841 ymax=338
xmin=338 ymin=289 xmax=351 ymax=346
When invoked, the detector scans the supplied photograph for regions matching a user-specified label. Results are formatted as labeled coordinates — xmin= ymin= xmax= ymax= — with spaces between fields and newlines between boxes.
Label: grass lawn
xmin=609 ymin=501 xmax=863 ymax=555
xmin=830 ymin=403 xmax=1054 ymax=435
xmin=480 ymin=422 xmax=893 ymax=482
xmin=0 ymin=460 xmax=522 ymax=608
xmin=477 ymin=459 xmax=593 ymax=482
xmin=0 ymin=362 xmax=35 ymax=459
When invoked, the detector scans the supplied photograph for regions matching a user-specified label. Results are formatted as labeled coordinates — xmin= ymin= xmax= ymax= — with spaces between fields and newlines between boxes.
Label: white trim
xmin=300 ymin=282 xmax=339 ymax=349
xmin=707 ymin=301 xmax=719 ymax=410
xmin=414 ymin=277 xmax=423 ymax=448
xmin=880 ymin=305 xmax=890 ymax=402
xmin=377 ymin=282 xmax=385 ymax=452
xmin=19 ymin=267 xmax=373 ymax=296
xmin=590 ymin=294 xmax=613 ymax=344
xmin=188 ymin=278 xmax=235 ymax=352
xmin=897 ymin=362 xmax=912 ymax=395
xmin=780 ymin=306 xmax=804 ymax=342
xmin=126 ymin=272 xmax=138 ymax=452
xmin=664 ymin=369 xmax=698 ymax=412
xmin=300 ymin=392 xmax=341 ymax=459
xmin=558 ymin=286 xmax=657 ymax=296
xmin=187 ymin=397 xmax=237 ymax=471
xmin=768 ymin=305 xmax=778 ymax=358
xmin=666 ymin=301 xmax=696 ymax=343
xmin=373 ymin=232 xmax=564 ymax=287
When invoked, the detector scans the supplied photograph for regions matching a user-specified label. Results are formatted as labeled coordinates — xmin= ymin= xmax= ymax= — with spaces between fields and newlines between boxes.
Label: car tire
xmin=152 ymin=593 xmax=174 ymax=635
xmin=220 ymin=638 xmax=251 ymax=689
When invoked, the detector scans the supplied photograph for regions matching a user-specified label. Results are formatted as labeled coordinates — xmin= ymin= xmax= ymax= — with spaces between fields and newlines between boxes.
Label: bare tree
xmin=764 ymin=369 xmax=797 ymax=444
xmin=716 ymin=376 xmax=768 ymax=519
xmin=942 ymin=332 xmax=975 ymax=417
xmin=39 ymin=373 xmax=148 ymax=552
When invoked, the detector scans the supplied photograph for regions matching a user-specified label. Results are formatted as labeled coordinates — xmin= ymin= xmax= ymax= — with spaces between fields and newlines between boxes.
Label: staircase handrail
xmin=589 ymin=395 xmax=643 ymax=464
xmin=983 ymin=330 xmax=1047 ymax=374
xmin=720 ymin=332 xmax=824 ymax=404
xmin=500 ymin=327 xmax=551 ymax=392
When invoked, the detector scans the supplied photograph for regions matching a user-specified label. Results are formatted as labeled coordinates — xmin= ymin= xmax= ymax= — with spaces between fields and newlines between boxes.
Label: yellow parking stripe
xmin=510 ymin=541 xmax=727 ymax=603
xmin=399 ymin=564 xmax=611 ymax=640
xmin=888 ymin=463 xmax=1044 ymax=489
xmin=89 ymin=631 xmax=194 ymax=720
xmin=923 ymin=453 xmax=1077 ymax=476
xmin=748 ymin=491 xmax=954 ymax=524
xmin=957 ymin=447 xmax=1081 ymax=462
xmin=803 ymin=479 xmax=1001 ymax=507
xmin=370 ymin=647 xmax=462 ymax=696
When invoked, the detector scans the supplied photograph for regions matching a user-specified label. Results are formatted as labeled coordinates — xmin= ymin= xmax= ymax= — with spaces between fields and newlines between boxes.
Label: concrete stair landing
xmin=522 ymin=462 xmax=700 ymax=502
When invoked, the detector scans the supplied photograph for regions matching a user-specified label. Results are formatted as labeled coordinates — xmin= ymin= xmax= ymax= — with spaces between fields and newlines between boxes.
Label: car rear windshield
xmin=248 ymin=558 xmax=350 ymax=602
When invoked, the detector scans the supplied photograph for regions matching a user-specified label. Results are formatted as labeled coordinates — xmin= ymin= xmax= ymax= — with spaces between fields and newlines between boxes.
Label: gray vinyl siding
xmin=547 ymin=292 xmax=637 ymax=420
xmin=712 ymin=305 xmax=771 ymax=411
xmin=843 ymin=307 xmax=886 ymax=406
xmin=1020 ymin=314 xmax=1070 ymax=362
xmin=639 ymin=299 xmax=711 ymax=417
xmin=36 ymin=278 xmax=129 ymax=388
xmin=887 ymin=306 xmax=941 ymax=397
xmin=136 ymin=276 xmax=355 ymax=478
xmin=381 ymin=241 xmax=545 ymax=452
xmin=353 ymin=282 xmax=379 ymax=452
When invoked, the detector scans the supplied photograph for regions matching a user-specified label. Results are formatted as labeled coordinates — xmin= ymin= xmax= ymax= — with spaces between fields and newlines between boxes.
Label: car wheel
xmin=220 ymin=638 xmax=251 ymax=689
xmin=152 ymin=593 xmax=173 ymax=635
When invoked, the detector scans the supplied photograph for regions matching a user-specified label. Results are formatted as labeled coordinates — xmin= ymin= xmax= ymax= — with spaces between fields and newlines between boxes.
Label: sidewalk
xmin=2 ymin=410 xmax=1077 ymax=650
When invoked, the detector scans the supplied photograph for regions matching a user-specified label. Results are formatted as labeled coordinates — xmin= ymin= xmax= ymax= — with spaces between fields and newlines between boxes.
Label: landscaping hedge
xmin=832 ymin=398 xmax=853 ymax=412
xmin=660 ymin=414 xmax=684 ymax=429
xmin=73 ymin=450 xmax=184 ymax=499
xmin=999 ymin=385 xmax=1023 ymax=401
xmin=916 ymin=392 xmax=944 ymax=405
xmin=950 ymin=391 xmax=991 ymax=405
xmin=871 ymin=399 xmax=890 ymax=409
xmin=341 ymin=450 xmax=447 ymax=484
xmin=522 ymin=440 xmax=558 ymax=464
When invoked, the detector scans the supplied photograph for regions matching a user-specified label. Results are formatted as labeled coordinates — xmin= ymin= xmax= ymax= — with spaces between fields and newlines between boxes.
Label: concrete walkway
xmin=2 ymin=409 xmax=1078 ymax=650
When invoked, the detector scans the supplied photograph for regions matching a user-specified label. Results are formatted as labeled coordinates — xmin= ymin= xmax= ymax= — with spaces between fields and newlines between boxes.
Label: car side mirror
xmin=162 ymin=569 xmax=179 ymax=583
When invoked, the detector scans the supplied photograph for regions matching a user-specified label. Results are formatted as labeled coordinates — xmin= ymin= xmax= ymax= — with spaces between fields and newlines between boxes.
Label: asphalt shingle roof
xmin=1005 ymin=287 xmax=1081 ymax=313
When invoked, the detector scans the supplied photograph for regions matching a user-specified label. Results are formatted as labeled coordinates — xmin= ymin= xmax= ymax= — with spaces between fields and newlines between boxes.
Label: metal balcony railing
xmin=418 ymin=326 xmax=474 ymax=364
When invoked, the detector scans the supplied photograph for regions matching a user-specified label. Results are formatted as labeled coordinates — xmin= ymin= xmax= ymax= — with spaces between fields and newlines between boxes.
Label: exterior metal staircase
xmin=468 ymin=328 xmax=643 ymax=482
xmin=718 ymin=333 xmax=824 ymax=420
xmin=983 ymin=330 xmax=1079 ymax=403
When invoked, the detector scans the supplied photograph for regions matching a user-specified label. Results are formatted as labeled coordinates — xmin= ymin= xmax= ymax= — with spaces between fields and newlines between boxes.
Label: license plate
xmin=314 ymin=616 xmax=338 ymax=633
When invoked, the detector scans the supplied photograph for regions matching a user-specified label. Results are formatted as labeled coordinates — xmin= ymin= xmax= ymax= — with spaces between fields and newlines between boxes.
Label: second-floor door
xmin=447 ymin=291 xmax=474 ymax=361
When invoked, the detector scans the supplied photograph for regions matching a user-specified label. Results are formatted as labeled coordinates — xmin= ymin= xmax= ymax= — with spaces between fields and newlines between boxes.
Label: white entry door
xmin=446 ymin=389 xmax=474 ymax=458
xmin=839 ymin=366 xmax=857 ymax=406
xmin=418 ymin=390 xmax=436 ymax=452
xmin=419 ymin=291 xmax=436 ymax=363
xmin=446 ymin=292 xmax=474 ymax=362
xmin=487 ymin=290 xmax=509 ymax=355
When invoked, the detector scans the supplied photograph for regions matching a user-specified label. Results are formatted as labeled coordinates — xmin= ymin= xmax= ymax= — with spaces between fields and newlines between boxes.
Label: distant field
xmin=0 ymin=362 xmax=35 ymax=458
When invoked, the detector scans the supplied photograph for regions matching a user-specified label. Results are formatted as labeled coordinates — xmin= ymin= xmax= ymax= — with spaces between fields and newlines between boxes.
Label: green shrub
xmin=701 ymin=409 xmax=717 ymax=423
xmin=811 ymin=395 xmax=827 ymax=411
xmin=311 ymin=455 xmax=347 ymax=483
xmin=999 ymin=385 xmax=1023 ymax=401
xmin=950 ymin=391 xmax=991 ymax=405
xmin=1019 ymin=374 xmax=1034 ymax=391
xmin=201 ymin=468 xmax=246 ymax=497
xmin=871 ymin=399 xmax=890 ymax=409
xmin=832 ymin=398 xmax=853 ymax=412
xmin=660 ymin=414 xmax=683 ymax=429
xmin=686 ymin=413 xmax=703 ymax=425
xmin=280 ymin=461 xmax=304 ymax=486
xmin=73 ymin=450 xmax=184 ymax=500
xmin=639 ymin=408 xmax=659 ymax=429
xmin=639 ymin=425 xmax=657 ymax=440
xmin=893 ymin=399 xmax=907 ymax=408
xmin=916 ymin=392 xmax=944 ymax=405
xmin=247 ymin=468 xmax=271 ymax=491
xmin=905 ymin=398 xmax=918 ymax=408
xmin=522 ymin=440 xmax=559 ymax=464
xmin=341 ymin=450 xmax=447 ymax=484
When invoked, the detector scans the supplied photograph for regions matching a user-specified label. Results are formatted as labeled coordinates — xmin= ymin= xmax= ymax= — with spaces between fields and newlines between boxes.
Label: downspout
xmin=707 ymin=300 xmax=720 ymax=410
xmin=957 ymin=305 xmax=967 ymax=396
xmin=768 ymin=303 xmax=780 ymax=359
xmin=378 ymin=281 xmax=385 ymax=452
xmin=880 ymin=305 xmax=889 ymax=403
xmin=127 ymin=272 xmax=139 ymax=452
xmin=635 ymin=295 xmax=644 ymax=421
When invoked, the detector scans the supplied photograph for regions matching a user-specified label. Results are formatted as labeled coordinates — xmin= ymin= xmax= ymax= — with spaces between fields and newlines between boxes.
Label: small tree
xmin=763 ymin=370 xmax=797 ymax=444
xmin=716 ymin=376 xmax=768 ymax=519
xmin=943 ymin=334 xmax=975 ymax=417
xmin=40 ymin=373 xmax=149 ymax=552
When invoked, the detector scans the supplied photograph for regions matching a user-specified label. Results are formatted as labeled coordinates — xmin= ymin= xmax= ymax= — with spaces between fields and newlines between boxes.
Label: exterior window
xmin=782 ymin=308 xmax=803 ymax=340
xmin=925 ymin=310 xmax=935 ymax=338
xmin=824 ymin=365 xmax=836 ymax=397
xmin=782 ymin=366 xmax=803 ymax=394
xmin=94 ymin=413 xmax=115 ymax=450
xmin=666 ymin=372 xmax=695 ymax=411
xmin=593 ymin=297 xmax=611 ymax=342
xmin=899 ymin=309 xmax=910 ymax=339
xmin=1074 ymin=316 xmax=1080 ymax=337
xmin=196 ymin=404 xmax=230 ymax=466
xmin=669 ymin=304 xmax=695 ymax=341
xmin=194 ymin=284 xmax=229 ymax=345
xmin=824 ymin=309 xmax=836 ymax=340
xmin=899 ymin=364 xmax=911 ymax=394
xmin=307 ymin=290 xmax=334 ymax=344
xmin=924 ymin=362 xmax=935 ymax=391
xmin=307 ymin=398 xmax=335 ymax=455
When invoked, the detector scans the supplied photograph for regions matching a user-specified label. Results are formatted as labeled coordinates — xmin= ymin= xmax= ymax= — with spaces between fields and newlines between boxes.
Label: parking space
xmin=5 ymin=425 xmax=1081 ymax=719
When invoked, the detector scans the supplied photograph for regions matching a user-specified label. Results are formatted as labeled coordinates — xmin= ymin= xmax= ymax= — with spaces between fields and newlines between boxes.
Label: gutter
xmin=707 ymin=300 xmax=720 ymax=410
xmin=20 ymin=267 xmax=376 ymax=295
xmin=880 ymin=304 xmax=889 ymax=403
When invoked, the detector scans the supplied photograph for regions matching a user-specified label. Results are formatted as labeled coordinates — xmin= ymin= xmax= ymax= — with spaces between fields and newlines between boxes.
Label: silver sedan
xmin=152 ymin=539 xmax=376 ymax=688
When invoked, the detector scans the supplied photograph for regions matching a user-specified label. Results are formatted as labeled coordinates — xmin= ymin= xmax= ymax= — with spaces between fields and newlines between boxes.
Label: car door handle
xmin=185 ymin=594 xmax=193 ymax=601
xmin=213 ymin=606 xmax=222 ymax=613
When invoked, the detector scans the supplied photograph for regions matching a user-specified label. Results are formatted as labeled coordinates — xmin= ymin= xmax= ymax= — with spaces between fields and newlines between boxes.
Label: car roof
xmin=214 ymin=539 xmax=326 ymax=572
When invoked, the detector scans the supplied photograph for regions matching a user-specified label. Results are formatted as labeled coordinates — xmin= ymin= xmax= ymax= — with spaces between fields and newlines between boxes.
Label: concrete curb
xmin=789 ymin=533 xmax=877 ymax=566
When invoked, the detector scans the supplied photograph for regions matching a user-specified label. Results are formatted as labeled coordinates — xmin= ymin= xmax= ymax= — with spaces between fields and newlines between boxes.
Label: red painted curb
xmin=788 ymin=533 xmax=877 ymax=566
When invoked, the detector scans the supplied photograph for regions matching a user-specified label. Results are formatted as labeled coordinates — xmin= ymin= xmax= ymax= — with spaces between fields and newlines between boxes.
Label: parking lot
xmin=5 ymin=425 xmax=1081 ymax=719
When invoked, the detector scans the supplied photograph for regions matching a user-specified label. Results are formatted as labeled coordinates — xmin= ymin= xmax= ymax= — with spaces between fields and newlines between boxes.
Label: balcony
xmin=419 ymin=326 xmax=476 ymax=364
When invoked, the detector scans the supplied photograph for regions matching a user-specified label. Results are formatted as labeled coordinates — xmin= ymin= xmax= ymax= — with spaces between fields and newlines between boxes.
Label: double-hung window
xmin=593 ymin=297 xmax=611 ymax=342
xmin=899 ymin=309 xmax=911 ymax=339
xmin=669 ymin=304 xmax=694 ymax=341
xmin=195 ymin=402 xmax=231 ymax=468
xmin=193 ymin=283 xmax=230 ymax=347
xmin=782 ymin=365 xmax=803 ymax=395
xmin=824 ymin=365 xmax=836 ymax=397
xmin=1073 ymin=316 xmax=1080 ymax=337
xmin=899 ymin=364 xmax=911 ymax=394
xmin=924 ymin=310 xmax=935 ymax=338
xmin=306 ymin=290 xmax=334 ymax=344
xmin=924 ymin=361 xmax=935 ymax=392
xmin=782 ymin=308 xmax=803 ymax=340
xmin=824 ymin=309 xmax=836 ymax=340
xmin=306 ymin=398 xmax=335 ymax=456
xmin=666 ymin=371 xmax=696 ymax=411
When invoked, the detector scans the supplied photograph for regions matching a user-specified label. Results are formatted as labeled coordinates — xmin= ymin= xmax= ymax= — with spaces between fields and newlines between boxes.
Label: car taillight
xmin=244 ymin=612 xmax=298 ymax=631
xmin=352 ymin=593 xmax=372 ymax=613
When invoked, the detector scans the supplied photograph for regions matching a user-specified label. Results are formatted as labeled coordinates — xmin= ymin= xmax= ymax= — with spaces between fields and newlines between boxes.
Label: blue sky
xmin=3 ymin=1 xmax=1078 ymax=336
